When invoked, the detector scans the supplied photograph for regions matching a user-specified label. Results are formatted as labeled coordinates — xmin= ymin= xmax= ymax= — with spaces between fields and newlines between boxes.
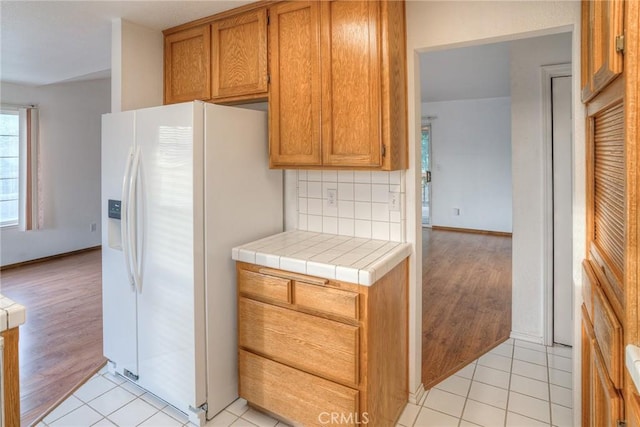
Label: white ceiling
xmin=420 ymin=41 xmax=511 ymax=103
xmin=3 ymin=2 xmax=513 ymax=98
xmin=0 ymin=1 xmax=252 ymax=86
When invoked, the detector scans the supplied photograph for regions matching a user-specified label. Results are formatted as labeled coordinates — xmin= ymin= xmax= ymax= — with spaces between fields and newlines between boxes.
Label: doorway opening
xmin=419 ymin=31 xmax=573 ymax=387
xmin=421 ymin=122 xmax=432 ymax=227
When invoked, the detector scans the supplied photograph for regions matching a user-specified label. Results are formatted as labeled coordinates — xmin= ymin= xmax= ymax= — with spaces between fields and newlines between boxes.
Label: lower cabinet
xmin=626 ymin=392 xmax=640 ymax=427
xmin=236 ymin=259 xmax=408 ymax=426
xmin=1 ymin=327 xmax=20 ymax=427
xmin=582 ymin=260 xmax=624 ymax=426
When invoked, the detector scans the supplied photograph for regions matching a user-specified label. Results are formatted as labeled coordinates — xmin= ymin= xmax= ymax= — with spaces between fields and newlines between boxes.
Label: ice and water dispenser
xmin=107 ymin=199 xmax=122 ymax=249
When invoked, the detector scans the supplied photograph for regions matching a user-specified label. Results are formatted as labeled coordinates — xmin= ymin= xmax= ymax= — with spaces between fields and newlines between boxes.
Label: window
xmin=0 ymin=110 xmax=20 ymax=227
xmin=0 ymin=106 xmax=37 ymax=229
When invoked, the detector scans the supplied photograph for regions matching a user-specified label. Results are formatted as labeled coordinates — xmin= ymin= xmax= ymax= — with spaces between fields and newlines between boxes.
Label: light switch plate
xmin=326 ymin=188 xmax=337 ymax=207
xmin=389 ymin=191 xmax=400 ymax=212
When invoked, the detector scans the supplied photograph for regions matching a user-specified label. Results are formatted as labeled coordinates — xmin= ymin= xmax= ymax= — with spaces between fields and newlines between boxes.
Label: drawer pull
xmin=258 ymin=267 xmax=329 ymax=286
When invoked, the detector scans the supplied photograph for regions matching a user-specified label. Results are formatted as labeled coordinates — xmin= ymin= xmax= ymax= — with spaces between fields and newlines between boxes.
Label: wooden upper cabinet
xmin=211 ymin=8 xmax=268 ymax=101
xmin=269 ymin=0 xmax=407 ymax=170
xmin=164 ymin=25 xmax=211 ymax=104
xmin=269 ymin=1 xmax=322 ymax=167
xmin=581 ymin=0 xmax=624 ymax=102
xmin=321 ymin=1 xmax=381 ymax=168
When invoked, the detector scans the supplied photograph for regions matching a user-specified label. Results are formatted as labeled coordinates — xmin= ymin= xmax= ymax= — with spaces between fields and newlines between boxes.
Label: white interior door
xmin=552 ymin=75 xmax=573 ymax=346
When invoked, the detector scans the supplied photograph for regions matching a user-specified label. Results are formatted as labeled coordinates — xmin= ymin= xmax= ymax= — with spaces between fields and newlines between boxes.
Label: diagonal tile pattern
xmin=36 ymin=339 xmax=572 ymax=427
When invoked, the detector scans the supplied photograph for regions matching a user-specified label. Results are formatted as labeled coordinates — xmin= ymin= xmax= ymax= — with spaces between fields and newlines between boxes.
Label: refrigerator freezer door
xmin=101 ymin=111 xmax=138 ymax=377
xmin=134 ymin=102 xmax=207 ymax=414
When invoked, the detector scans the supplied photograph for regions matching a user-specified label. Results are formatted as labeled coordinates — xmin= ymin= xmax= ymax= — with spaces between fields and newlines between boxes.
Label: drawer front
xmin=294 ymin=282 xmax=359 ymax=320
xmin=593 ymin=284 xmax=623 ymax=389
xmin=239 ymin=297 xmax=359 ymax=386
xmin=239 ymin=350 xmax=359 ymax=427
xmin=582 ymin=260 xmax=597 ymax=320
xmin=238 ymin=268 xmax=291 ymax=304
xmin=592 ymin=342 xmax=624 ymax=427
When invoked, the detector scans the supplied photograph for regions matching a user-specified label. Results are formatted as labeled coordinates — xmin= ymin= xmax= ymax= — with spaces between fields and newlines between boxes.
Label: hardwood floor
xmin=422 ymin=228 xmax=512 ymax=388
xmin=1 ymin=249 xmax=105 ymax=426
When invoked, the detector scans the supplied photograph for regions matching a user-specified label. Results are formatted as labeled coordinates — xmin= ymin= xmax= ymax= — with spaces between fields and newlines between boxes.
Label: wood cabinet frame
xmin=211 ymin=8 xmax=268 ymax=101
xmin=164 ymin=25 xmax=212 ymax=104
xmin=269 ymin=0 xmax=407 ymax=170
xmin=236 ymin=259 xmax=408 ymax=426
xmin=581 ymin=0 xmax=624 ymax=102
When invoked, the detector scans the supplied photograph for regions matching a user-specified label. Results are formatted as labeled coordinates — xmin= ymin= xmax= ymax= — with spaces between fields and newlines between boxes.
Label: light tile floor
xmin=398 ymin=338 xmax=574 ymax=427
xmin=36 ymin=338 xmax=572 ymax=427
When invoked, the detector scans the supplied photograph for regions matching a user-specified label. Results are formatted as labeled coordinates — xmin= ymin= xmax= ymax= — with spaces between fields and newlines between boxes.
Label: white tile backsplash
xmin=338 ymin=200 xmax=355 ymax=219
xmin=338 ymin=218 xmax=355 ymax=236
xmin=354 ymin=183 xmax=372 ymax=202
xmin=354 ymin=201 xmax=372 ymax=220
xmin=354 ymin=219 xmax=372 ymax=239
xmin=338 ymin=170 xmax=355 ymax=182
xmin=295 ymin=170 xmax=405 ymax=242
xmin=354 ymin=171 xmax=372 ymax=183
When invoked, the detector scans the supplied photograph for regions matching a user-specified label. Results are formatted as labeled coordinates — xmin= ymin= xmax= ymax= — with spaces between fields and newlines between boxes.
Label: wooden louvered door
xmin=583 ymin=62 xmax=626 ymax=426
xmin=587 ymin=77 xmax=625 ymax=311
xmin=582 ymin=1 xmax=640 ymax=425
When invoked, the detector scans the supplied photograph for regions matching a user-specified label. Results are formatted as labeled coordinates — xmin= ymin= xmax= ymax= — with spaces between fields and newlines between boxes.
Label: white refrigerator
xmin=101 ymin=101 xmax=282 ymax=425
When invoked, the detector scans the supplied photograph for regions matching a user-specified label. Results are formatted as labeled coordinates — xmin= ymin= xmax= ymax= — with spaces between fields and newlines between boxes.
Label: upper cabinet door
xmin=164 ymin=25 xmax=211 ymax=104
xmin=211 ymin=8 xmax=268 ymax=101
xmin=269 ymin=1 xmax=322 ymax=167
xmin=581 ymin=0 xmax=624 ymax=102
xmin=320 ymin=1 xmax=382 ymax=168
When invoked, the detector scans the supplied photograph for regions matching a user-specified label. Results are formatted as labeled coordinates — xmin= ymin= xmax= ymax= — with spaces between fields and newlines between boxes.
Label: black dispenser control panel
xmin=108 ymin=199 xmax=122 ymax=220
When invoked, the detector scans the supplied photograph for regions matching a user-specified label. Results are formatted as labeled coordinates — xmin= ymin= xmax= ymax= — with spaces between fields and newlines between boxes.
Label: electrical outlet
xmin=326 ymin=188 xmax=337 ymax=207
xmin=90 ymin=222 xmax=97 ymax=232
xmin=453 ymin=208 xmax=460 ymax=216
xmin=389 ymin=191 xmax=400 ymax=212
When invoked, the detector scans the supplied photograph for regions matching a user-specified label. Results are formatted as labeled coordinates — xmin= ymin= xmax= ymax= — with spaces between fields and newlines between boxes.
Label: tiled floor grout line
xmin=457 ymin=360 xmax=478 ymax=427
xmin=547 ymin=350 xmax=554 ymax=426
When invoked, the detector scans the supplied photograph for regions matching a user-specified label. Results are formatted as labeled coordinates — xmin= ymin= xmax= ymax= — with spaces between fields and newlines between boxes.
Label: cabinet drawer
xmin=592 ymin=342 xmax=624 ymax=427
xmin=239 ymin=350 xmax=359 ymax=427
xmin=239 ymin=297 xmax=359 ymax=386
xmin=294 ymin=282 xmax=359 ymax=320
xmin=593 ymin=284 xmax=623 ymax=389
xmin=238 ymin=269 xmax=291 ymax=304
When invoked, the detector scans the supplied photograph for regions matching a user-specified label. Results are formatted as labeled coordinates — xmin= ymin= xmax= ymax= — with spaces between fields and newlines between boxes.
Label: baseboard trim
xmin=431 ymin=225 xmax=512 ymax=237
xmin=409 ymin=382 xmax=426 ymax=405
xmin=0 ymin=245 xmax=101 ymax=271
xmin=510 ymin=331 xmax=545 ymax=345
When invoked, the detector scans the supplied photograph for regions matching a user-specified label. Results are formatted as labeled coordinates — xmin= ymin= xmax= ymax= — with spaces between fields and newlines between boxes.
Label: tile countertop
xmin=0 ymin=294 xmax=26 ymax=332
xmin=232 ymin=230 xmax=411 ymax=286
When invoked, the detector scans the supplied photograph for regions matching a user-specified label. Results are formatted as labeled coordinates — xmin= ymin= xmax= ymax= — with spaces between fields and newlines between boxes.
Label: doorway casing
xmin=541 ymin=63 xmax=573 ymax=346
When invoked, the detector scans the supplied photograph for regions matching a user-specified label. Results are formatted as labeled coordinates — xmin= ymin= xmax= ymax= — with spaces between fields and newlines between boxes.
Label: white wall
xmin=0 ymin=78 xmax=111 ymax=266
xmin=510 ymin=33 xmax=572 ymax=341
xmin=405 ymin=0 xmax=584 ymax=411
xmin=422 ymin=97 xmax=512 ymax=233
xmin=111 ymin=19 xmax=163 ymax=113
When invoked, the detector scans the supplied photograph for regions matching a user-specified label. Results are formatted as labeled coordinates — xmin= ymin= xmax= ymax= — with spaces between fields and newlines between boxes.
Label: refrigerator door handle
xmin=128 ymin=146 xmax=143 ymax=293
xmin=121 ymin=147 xmax=135 ymax=290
